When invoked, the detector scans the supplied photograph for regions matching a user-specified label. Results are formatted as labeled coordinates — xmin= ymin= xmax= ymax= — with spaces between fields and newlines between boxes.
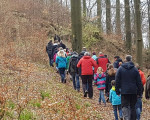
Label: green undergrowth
xmin=83 ymin=23 xmax=103 ymax=48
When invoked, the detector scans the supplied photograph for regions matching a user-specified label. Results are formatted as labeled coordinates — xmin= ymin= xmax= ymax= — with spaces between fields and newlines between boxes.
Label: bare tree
xmin=97 ymin=0 xmax=102 ymax=32
xmin=116 ymin=0 xmax=121 ymax=35
xmin=71 ymin=0 xmax=82 ymax=53
xmin=106 ymin=0 xmax=111 ymax=34
xmin=148 ymin=0 xmax=150 ymax=48
xmin=83 ymin=0 xmax=86 ymax=17
xmin=124 ymin=0 xmax=132 ymax=54
xmin=134 ymin=0 xmax=143 ymax=66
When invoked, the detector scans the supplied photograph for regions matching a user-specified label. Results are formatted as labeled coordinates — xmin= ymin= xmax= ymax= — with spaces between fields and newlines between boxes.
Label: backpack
xmin=70 ymin=57 xmax=78 ymax=73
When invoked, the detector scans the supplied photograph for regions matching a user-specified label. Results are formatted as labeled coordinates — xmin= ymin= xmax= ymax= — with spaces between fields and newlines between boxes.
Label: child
xmin=94 ymin=67 xmax=106 ymax=106
xmin=109 ymin=80 xmax=123 ymax=120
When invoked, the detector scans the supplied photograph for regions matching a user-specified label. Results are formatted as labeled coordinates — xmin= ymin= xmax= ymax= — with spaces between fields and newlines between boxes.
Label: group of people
xmin=46 ymin=38 xmax=150 ymax=120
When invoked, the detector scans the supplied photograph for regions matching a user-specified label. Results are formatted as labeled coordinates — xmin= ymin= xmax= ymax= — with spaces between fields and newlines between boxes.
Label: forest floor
xmin=0 ymin=45 xmax=150 ymax=120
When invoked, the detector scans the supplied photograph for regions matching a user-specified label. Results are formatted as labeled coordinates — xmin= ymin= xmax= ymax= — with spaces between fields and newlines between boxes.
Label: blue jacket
xmin=115 ymin=62 xmax=142 ymax=95
xmin=109 ymin=87 xmax=121 ymax=105
xmin=92 ymin=55 xmax=97 ymax=61
xmin=56 ymin=56 xmax=67 ymax=68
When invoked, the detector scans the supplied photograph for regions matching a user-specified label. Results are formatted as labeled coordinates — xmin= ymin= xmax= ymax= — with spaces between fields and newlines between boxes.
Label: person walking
xmin=109 ymin=80 xmax=123 ymax=120
xmin=77 ymin=52 xmax=97 ymax=98
xmin=94 ymin=67 xmax=106 ymax=106
xmin=105 ymin=64 xmax=117 ymax=102
xmin=96 ymin=52 xmax=110 ymax=72
xmin=115 ymin=55 xmax=143 ymax=120
xmin=113 ymin=56 xmax=123 ymax=69
xmin=46 ymin=40 xmax=53 ymax=67
xmin=56 ymin=50 xmax=67 ymax=83
xmin=135 ymin=63 xmax=146 ymax=120
xmin=145 ymin=72 xmax=150 ymax=99
xmin=68 ymin=52 xmax=80 ymax=92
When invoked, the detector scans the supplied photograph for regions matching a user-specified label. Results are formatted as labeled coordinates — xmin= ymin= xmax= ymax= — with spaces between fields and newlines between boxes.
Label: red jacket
xmin=77 ymin=56 xmax=97 ymax=75
xmin=139 ymin=70 xmax=146 ymax=85
xmin=96 ymin=54 xmax=109 ymax=72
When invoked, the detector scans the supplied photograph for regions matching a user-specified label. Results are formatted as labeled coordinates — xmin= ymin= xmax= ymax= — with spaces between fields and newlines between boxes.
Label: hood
xmin=83 ymin=56 xmax=91 ymax=59
xmin=99 ymin=54 xmax=104 ymax=57
xmin=80 ymin=51 xmax=86 ymax=56
xmin=121 ymin=61 xmax=135 ymax=70
xmin=72 ymin=54 xmax=78 ymax=58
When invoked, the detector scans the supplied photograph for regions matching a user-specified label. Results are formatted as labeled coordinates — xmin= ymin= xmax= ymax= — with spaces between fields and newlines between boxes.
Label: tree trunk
xmin=83 ymin=0 xmax=86 ymax=17
xmin=124 ymin=0 xmax=132 ymax=54
xmin=71 ymin=0 xmax=82 ymax=53
xmin=66 ymin=0 xmax=68 ymax=7
xmin=116 ymin=0 xmax=121 ymax=35
xmin=105 ymin=0 xmax=111 ymax=34
xmin=134 ymin=0 xmax=143 ymax=67
xmin=97 ymin=0 xmax=102 ymax=32
xmin=147 ymin=0 xmax=150 ymax=48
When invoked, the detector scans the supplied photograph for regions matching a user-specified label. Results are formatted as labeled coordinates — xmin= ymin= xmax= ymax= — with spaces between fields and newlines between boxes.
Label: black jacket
xmin=46 ymin=42 xmax=53 ymax=55
xmin=113 ymin=58 xmax=123 ymax=69
xmin=105 ymin=68 xmax=116 ymax=94
xmin=51 ymin=43 xmax=58 ymax=57
xmin=115 ymin=62 xmax=142 ymax=95
xmin=145 ymin=76 xmax=150 ymax=99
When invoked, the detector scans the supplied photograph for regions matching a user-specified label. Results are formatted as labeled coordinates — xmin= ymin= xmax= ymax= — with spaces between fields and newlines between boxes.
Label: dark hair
xmin=111 ymin=80 xmax=116 ymax=86
xmin=92 ymin=52 xmax=96 ymax=55
xmin=114 ymin=56 xmax=120 ymax=59
xmin=126 ymin=55 xmax=132 ymax=62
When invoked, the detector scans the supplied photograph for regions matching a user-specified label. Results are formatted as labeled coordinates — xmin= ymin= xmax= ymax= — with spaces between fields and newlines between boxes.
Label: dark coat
xmin=105 ymin=68 xmax=116 ymax=94
xmin=115 ymin=62 xmax=143 ymax=96
xmin=68 ymin=55 xmax=79 ymax=75
xmin=58 ymin=43 xmax=66 ymax=49
xmin=145 ymin=76 xmax=150 ymax=99
xmin=113 ymin=58 xmax=123 ymax=69
xmin=51 ymin=43 xmax=58 ymax=57
xmin=46 ymin=42 xmax=53 ymax=55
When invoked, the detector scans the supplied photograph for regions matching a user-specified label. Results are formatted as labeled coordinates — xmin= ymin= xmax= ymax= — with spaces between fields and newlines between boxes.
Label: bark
xmin=71 ymin=0 xmax=82 ymax=53
xmin=97 ymin=0 xmax=102 ymax=32
xmin=147 ymin=0 xmax=150 ymax=48
xmin=83 ymin=0 xmax=86 ymax=17
xmin=105 ymin=0 xmax=111 ymax=34
xmin=124 ymin=0 xmax=132 ymax=54
xmin=134 ymin=0 xmax=143 ymax=67
xmin=116 ymin=0 xmax=121 ymax=35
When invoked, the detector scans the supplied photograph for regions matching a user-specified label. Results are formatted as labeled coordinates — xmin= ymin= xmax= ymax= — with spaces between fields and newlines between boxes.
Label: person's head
xmin=57 ymin=50 xmax=65 ymax=57
xmin=82 ymin=47 xmax=86 ymax=51
xmin=108 ymin=64 xmax=114 ymax=69
xmin=119 ymin=62 xmax=123 ymax=66
xmin=104 ymin=54 xmax=108 ymax=58
xmin=92 ymin=52 xmax=96 ymax=55
xmin=59 ymin=47 xmax=63 ymax=51
xmin=114 ymin=56 xmax=119 ymax=61
xmin=135 ymin=63 xmax=140 ymax=70
xmin=106 ymin=63 xmax=110 ymax=69
xmin=97 ymin=67 xmax=103 ymax=74
xmin=125 ymin=55 xmax=132 ymax=62
xmin=49 ymin=40 xmax=52 ymax=43
xmin=111 ymin=80 xmax=116 ymax=86
xmin=99 ymin=52 xmax=103 ymax=55
xmin=84 ymin=52 xmax=90 ymax=56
